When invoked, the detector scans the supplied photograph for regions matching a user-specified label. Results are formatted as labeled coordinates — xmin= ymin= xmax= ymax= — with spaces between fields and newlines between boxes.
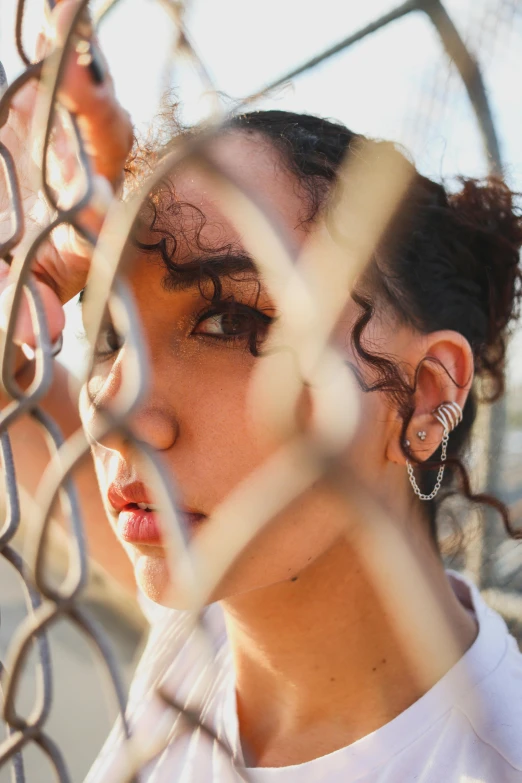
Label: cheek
xmin=78 ymin=382 xmax=97 ymax=443
xmin=210 ymin=485 xmax=351 ymax=601
xmin=154 ymin=481 xmax=352 ymax=609
xmin=78 ymin=370 xmax=114 ymax=439
xmin=174 ymin=349 xmax=278 ymax=484
xmin=344 ymin=389 xmax=392 ymax=482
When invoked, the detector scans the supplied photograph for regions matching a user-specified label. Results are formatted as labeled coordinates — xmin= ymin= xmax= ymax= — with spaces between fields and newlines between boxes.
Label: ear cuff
xmin=433 ymin=401 xmax=463 ymax=433
xmin=406 ymin=401 xmax=463 ymax=501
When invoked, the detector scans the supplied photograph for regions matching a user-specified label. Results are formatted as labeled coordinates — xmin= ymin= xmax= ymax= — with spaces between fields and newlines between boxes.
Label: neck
xmin=221 ymin=514 xmax=477 ymax=768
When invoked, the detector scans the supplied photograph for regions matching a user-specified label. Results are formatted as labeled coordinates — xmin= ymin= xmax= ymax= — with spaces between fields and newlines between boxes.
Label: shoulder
xmin=451 ymin=571 xmax=522 ymax=774
xmin=458 ymin=632 xmax=522 ymax=773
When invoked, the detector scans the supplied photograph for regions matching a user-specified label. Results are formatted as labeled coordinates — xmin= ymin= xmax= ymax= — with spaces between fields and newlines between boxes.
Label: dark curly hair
xmin=131 ymin=109 xmax=522 ymax=543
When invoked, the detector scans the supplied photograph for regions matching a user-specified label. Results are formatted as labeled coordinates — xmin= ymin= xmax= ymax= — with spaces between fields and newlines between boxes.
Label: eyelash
xmin=192 ymin=301 xmax=274 ymax=348
xmin=92 ymin=322 xmax=123 ymax=360
xmin=92 ymin=301 xmax=274 ymax=361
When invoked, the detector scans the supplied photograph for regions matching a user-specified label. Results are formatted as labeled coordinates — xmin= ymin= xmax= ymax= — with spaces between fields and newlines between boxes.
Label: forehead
xmin=141 ymin=131 xmax=311 ymax=257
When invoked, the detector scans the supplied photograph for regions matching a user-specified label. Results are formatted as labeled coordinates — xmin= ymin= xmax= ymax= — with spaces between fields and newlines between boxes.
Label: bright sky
xmin=1 ymin=0 xmax=521 ymax=384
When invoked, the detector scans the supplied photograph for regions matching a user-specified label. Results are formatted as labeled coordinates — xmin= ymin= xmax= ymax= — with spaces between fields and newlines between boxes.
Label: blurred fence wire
xmin=0 ymin=0 xmax=521 ymax=780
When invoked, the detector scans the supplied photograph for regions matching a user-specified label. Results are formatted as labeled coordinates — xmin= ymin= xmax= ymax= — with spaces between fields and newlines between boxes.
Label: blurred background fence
xmin=0 ymin=0 xmax=521 ymax=780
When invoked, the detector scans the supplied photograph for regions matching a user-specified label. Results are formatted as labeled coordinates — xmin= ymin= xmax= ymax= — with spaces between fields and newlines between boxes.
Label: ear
xmin=387 ymin=330 xmax=474 ymax=466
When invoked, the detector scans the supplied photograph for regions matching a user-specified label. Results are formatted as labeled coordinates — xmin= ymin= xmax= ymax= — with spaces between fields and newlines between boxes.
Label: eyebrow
xmin=77 ymin=252 xmax=259 ymax=306
xmin=159 ymin=252 xmax=259 ymax=292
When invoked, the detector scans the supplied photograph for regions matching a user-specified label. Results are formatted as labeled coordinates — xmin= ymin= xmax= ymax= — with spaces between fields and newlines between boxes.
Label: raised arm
xmin=0 ymin=1 xmax=138 ymax=598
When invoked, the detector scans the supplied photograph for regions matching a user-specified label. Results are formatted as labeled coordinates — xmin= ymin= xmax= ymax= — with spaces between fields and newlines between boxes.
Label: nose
xmin=83 ymin=349 xmax=180 ymax=453
xmin=128 ymin=402 xmax=179 ymax=451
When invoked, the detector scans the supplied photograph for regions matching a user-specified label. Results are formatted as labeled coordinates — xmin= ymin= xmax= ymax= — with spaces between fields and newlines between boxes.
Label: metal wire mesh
xmin=0 ymin=0 xmax=521 ymax=780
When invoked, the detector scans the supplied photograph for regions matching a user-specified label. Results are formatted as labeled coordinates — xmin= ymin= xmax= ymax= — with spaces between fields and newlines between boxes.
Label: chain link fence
xmin=0 ymin=0 xmax=521 ymax=780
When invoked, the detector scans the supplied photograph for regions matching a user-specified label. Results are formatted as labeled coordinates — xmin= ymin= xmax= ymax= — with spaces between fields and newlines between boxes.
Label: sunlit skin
xmin=79 ymin=132 xmax=477 ymax=766
xmin=0 ymin=1 xmax=478 ymax=768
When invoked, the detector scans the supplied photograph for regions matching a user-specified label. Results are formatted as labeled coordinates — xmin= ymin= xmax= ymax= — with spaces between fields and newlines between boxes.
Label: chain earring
xmin=406 ymin=402 xmax=463 ymax=501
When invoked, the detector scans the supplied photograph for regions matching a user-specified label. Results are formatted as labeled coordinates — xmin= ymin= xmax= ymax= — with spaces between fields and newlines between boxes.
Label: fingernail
xmin=76 ymin=40 xmax=105 ymax=85
xmin=0 ymin=60 xmax=7 ymax=97
xmin=35 ymin=32 xmax=48 ymax=61
xmin=88 ymin=44 xmax=105 ymax=85
xmin=0 ymin=59 xmax=7 ymax=84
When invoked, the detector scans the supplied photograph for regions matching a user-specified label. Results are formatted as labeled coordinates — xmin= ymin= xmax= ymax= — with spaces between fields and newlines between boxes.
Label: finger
xmin=0 ymin=275 xmax=65 ymax=349
xmin=50 ymin=174 xmax=113 ymax=302
xmin=47 ymin=1 xmax=134 ymax=188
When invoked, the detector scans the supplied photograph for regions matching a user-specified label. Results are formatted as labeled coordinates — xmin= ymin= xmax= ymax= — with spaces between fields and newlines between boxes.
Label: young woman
xmin=2 ymin=3 xmax=522 ymax=781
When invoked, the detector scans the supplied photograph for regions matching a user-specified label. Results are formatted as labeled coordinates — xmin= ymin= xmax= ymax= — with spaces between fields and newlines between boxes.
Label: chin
xmin=132 ymin=552 xmax=174 ymax=605
xmin=133 ymin=551 xmax=206 ymax=610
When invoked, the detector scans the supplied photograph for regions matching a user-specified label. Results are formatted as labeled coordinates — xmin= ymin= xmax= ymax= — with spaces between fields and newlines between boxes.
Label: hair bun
xmin=448 ymin=176 xmax=522 ymax=400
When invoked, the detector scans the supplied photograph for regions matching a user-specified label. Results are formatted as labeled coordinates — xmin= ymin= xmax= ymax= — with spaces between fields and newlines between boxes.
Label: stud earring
xmin=417 ymin=431 xmax=427 ymax=441
xmin=406 ymin=402 xmax=462 ymax=501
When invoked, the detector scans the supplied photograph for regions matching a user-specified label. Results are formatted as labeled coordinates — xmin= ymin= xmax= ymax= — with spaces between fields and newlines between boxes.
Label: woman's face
xmin=79 ymin=131 xmax=413 ymax=607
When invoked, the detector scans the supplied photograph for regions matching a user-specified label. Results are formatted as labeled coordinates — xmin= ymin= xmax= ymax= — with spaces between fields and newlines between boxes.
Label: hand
xmin=0 ymin=0 xmax=134 ymax=348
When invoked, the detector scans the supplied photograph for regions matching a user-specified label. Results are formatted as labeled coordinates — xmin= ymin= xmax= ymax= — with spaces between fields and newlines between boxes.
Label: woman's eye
xmin=193 ymin=305 xmax=273 ymax=346
xmin=93 ymin=323 xmax=124 ymax=358
xmin=195 ymin=312 xmax=254 ymax=337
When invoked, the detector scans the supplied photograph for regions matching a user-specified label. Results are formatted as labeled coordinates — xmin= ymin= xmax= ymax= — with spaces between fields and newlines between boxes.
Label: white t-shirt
xmin=86 ymin=572 xmax=522 ymax=782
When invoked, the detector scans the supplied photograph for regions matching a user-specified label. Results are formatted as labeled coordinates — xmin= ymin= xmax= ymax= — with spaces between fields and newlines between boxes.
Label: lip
xmin=107 ymin=481 xmax=207 ymax=546
xmin=108 ymin=481 xmax=155 ymax=514
xmin=117 ymin=505 xmax=206 ymax=546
